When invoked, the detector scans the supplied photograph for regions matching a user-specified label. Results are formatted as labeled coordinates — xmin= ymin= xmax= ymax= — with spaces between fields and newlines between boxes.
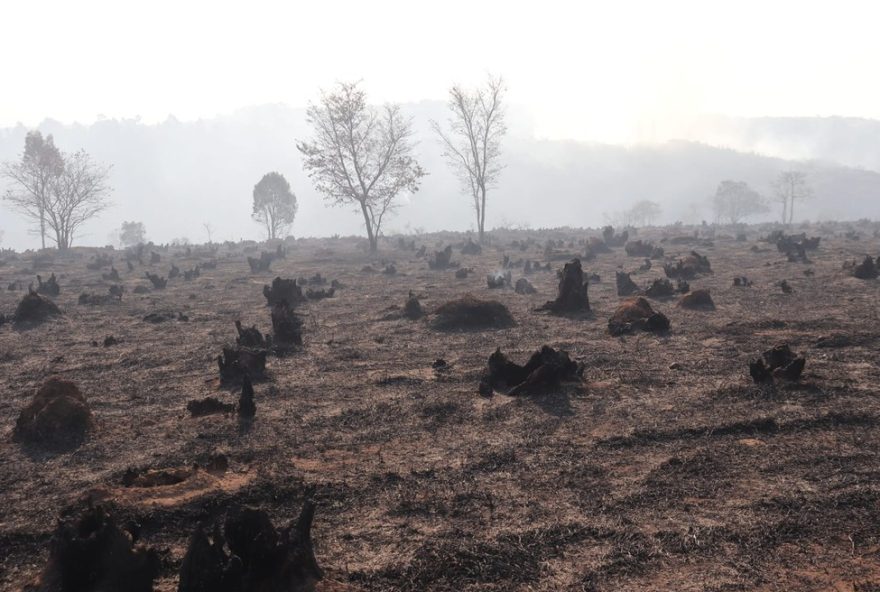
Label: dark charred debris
xmin=851 ymin=255 xmax=878 ymax=279
xmin=35 ymin=273 xmax=61 ymax=297
xmin=749 ymin=344 xmax=806 ymax=384
xmin=14 ymin=288 xmax=62 ymax=326
xmin=624 ymin=240 xmax=664 ymax=259
xmin=178 ymin=501 xmax=322 ymax=592
xmin=404 ymin=291 xmax=424 ymax=320
xmin=187 ymin=397 xmax=235 ymax=417
xmin=238 ymin=374 xmax=256 ymax=419
xmin=766 ymin=231 xmax=820 ymax=263
xmin=538 ymin=258 xmax=590 ymax=314
xmin=218 ymin=347 xmax=267 ymax=383
xmin=460 ymin=238 xmax=482 ymax=255
xmin=24 ymin=503 xmax=159 ymax=592
xmin=145 ymin=272 xmax=167 ymax=289
xmin=608 ymin=297 xmax=670 ymax=336
xmin=486 ymin=270 xmax=512 ymax=289
xmin=431 ymin=294 xmax=514 ymax=331
xmin=514 ymin=277 xmax=537 ymax=295
xmin=428 ymin=246 xmax=458 ymax=270
xmin=263 ymin=277 xmax=305 ymax=307
xmin=616 ymin=271 xmax=640 ymax=297
xmin=14 ymin=378 xmax=91 ymax=451
xmin=678 ymin=288 xmax=715 ymax=310
xmin=663 ymin=251 xmax=711 ymax=279
xmin=478 ymin=345 xmax=583 ymax=396
xmin=602 ymin=225 xmax=629 ymax=247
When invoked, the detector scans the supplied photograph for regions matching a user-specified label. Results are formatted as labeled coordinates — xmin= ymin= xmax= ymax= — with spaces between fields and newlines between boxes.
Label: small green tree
xmin=712 ymin=180 xmax=767 ymax=224
xmin=119 ymin=221 xmax=147 ymax=247
xmin=252 ymin=172 xmax=298 ymax=240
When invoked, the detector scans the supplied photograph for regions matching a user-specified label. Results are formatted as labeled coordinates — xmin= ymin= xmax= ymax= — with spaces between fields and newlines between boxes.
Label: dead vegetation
xmin=178 ymin=502 xmax=322 ymax=592
xmin=24 ymin=504 xmax=159 ymax=592
xmin=539 ymin=258 xmax=589 ymax=313
xmin=3 ymin=225 xmax=880 ymax=592
xmin=431 ymin=294 xmax=514 ymax=330
xmin=14 ymin=378 xmax=91 ymax=450
xmin=263 ymin=276 xmax=305 ymax=307
xmin=14 ymin=289 xmax=61 ymax=326
xmin=663 ymin=250 xmax=712 ymax=279
xmin=478 ymin=345 xmax=582 ymax=396
xmin=608 ymin=297 xmax=670 ymax=336
xmin=678 ymin=288 xmax=715 ymax=310
xmin=749 ymin=344 xmax=806 ymax=384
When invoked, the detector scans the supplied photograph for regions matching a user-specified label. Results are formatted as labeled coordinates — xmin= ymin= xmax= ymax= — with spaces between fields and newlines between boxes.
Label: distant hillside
xmin=1 ymin=105 xmax=879 ymax=249
xmin=684 ymin=115 xmax=880 ymax=171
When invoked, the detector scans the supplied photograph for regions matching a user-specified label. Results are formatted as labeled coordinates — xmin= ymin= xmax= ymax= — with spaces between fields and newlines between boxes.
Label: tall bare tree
xmin=773 ymin=171 xmax=812 ymax=225
xmin=39 ymin=150 xmax=112 ymax=250
xmin=1 ymin=131 xmax=64 ymax=248
xmin=431 ymin=75 xmax=506 ymax=242
xmin=297 ymin=81 xmax=425 ymax=252
xmin=252 ymin=171 xmax=298 ymax=240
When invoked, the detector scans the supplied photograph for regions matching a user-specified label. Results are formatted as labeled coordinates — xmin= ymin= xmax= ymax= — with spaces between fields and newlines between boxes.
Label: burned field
xmin=1 ymin=224 xmax=880 ymax=591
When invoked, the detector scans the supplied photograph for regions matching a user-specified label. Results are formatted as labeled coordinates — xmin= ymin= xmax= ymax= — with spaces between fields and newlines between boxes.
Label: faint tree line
xmin=604 ymin=200 xmax=662 ymax=228
xmin=711 ymin=172 xmax=811 ymax=225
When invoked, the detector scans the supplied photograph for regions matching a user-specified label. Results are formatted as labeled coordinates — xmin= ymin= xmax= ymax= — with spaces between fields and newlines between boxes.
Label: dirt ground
xmin=1 ymin=222 xmax=880 ymax=591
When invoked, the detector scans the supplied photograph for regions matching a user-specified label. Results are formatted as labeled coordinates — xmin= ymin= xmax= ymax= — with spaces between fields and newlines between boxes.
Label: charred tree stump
xmin=616 ymin=271 xmax=640 ymax=297
xmin=178 ymin=502 xmax=322 ymax=592
xmin=271 ymin=301 xmax=303 ymax=348
xmin=238 ymin=375 xmax=256 ymax=419
xmin=29 ymin=504 xmax=159 ymax=592
xmin=479 ymin=346 xmax=582 ymax=396
xmin=749 ymin=344 xmax=805 ymax=384
xmin=36 ymin=273 xmax=60 ymax=297
xmin=218 ymin=348 xmax=267 ymax=383
xmin=145 ymin=273 xmax=167 ymax=289
xmin=263 ymin=277 xmax=305 ymax=307
xmin=540 ymin=258 xmax=589 ymax=313
xmin=852 ymin=256 xmax=878 ymax=279
xmin=404 ymin=292 xmax=424 ymax=320
xmin=608 ymin=297 xmax=670 ymax=336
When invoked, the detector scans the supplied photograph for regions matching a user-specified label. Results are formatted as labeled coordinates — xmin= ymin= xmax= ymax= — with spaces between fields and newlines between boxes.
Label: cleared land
xmin=1 ymin=223 xmax=879 ymax=591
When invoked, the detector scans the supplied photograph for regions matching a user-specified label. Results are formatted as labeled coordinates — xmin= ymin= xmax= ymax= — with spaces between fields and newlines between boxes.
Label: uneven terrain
xmin=1 ymin=223 xmax=880 ymax=591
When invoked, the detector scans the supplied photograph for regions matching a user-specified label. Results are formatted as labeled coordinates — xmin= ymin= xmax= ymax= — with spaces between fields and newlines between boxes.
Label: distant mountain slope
xmin=684 ymin=115 xmax=880 ymax=171
xmin=1 ymin=106 xmax=878 ymax=249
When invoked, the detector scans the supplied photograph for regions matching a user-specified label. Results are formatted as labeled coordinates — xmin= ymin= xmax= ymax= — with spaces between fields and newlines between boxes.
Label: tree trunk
xmin=39 ymin=206 xmax=46 ymax=249
xmin=360 ymin=201 xmax=377 ymax=252
xmin=478 ymin=185 xmax=487 ymax=243
xmin=788 ymin=197 xmax=795 ymax=225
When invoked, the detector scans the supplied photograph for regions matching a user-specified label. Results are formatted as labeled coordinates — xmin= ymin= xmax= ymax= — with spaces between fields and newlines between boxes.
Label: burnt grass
xmin=2 ymin=225 xmax=880 ymax=591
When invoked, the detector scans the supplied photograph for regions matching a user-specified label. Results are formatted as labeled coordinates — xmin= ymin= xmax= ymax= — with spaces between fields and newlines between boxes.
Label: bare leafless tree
xmin=431 ymin=75 xmax=506 ymax=242
xmin=41 ymin=150 xmax=112 ymax=250
xmin=773 ymin=171 xmax=812 ymax=225
xmin=297 ymin=81 xmax=425 ymax=252
xmin=1 ymin=131 xmax=64 ymax=248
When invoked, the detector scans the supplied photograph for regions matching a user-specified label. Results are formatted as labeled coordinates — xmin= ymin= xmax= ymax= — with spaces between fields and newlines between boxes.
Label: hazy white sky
xmin=2 ymin=0 xmax=879 ymax=143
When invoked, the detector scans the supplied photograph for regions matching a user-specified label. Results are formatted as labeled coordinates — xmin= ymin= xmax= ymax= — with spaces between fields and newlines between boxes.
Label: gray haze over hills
xmin=1 ymin=103 xmax=879 ymax=250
